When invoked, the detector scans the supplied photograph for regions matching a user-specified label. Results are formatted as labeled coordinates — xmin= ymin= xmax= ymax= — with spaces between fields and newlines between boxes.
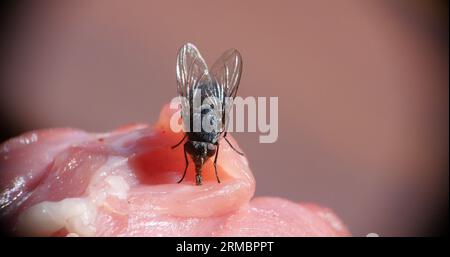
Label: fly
xmin=172 ymin=43 xmax=244 ymax=185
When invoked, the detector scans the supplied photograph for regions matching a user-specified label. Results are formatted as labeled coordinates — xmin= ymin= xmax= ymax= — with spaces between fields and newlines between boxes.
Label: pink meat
xmin=0 ymin=105 xmax=350 ymax=236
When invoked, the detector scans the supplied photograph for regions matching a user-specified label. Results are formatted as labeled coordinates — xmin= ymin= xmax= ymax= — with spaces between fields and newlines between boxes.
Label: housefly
xmin=172 ymin=43 xmax=244 ymax=186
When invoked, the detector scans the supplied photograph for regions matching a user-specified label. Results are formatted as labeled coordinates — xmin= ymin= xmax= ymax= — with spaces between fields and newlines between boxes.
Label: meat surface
xmin=0 ymin=104 xmax=350 ymax=236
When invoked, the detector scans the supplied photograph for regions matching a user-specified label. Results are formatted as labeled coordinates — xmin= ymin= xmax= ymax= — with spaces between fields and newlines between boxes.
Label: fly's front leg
xmin=177 ymin=142 xmax=189 ymax=183
xmin=213 ymin=143 xmax=220 ymax=183
xmin=172 ymin=134 xmax=187 ymax=149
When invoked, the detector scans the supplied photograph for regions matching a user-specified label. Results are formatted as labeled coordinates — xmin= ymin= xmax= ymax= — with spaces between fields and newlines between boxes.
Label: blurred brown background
xmin=0 ymin=0 xmax=448 ymax=236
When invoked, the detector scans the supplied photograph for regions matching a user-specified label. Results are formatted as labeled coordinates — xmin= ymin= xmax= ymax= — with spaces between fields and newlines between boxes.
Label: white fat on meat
xmin=16 ymin=157 xmax=131 ymax=236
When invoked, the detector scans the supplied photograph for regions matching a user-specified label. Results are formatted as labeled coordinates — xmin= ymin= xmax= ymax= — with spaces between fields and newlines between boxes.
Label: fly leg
xmin=171 ymin=134 xmax=187 ymax=149
xmin=213 ymin=143 xmax=220 ymax=183
xmin=177 ymin=142 xmax=189 ymax=183
xmin=223 ymin=132 xmax=244 ymax=156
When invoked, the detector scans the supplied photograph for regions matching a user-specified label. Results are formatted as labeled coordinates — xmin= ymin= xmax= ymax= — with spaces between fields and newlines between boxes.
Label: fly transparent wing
xmin=210 ymin=48 xmax=243 ymax=131
xmin=176 ymin=43 xmax=212 ymax=132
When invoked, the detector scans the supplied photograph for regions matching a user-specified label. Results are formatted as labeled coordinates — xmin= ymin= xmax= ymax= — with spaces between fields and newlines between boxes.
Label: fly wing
xmin=176 ymin=43 xmax=211 ymax=132
xmin=210 ymin=48 xmax=243 ymax=131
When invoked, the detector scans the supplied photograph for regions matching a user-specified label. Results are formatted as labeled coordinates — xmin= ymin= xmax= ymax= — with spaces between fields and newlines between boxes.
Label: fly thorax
xmin=202 ymin=109 xmax=221 ymax=133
